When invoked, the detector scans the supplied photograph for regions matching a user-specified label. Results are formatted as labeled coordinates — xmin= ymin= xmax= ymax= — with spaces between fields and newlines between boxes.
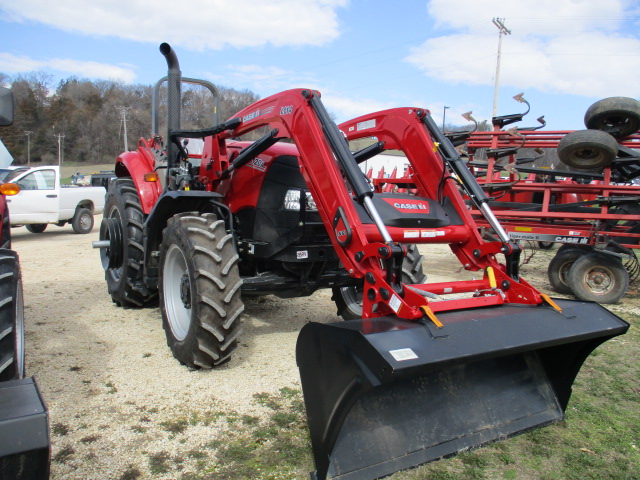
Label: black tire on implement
xmin=568 ymin=252 xmax=629 ymax=304
xmin=547 ymin=247 xmax=585 ymax=294
xmin=557 ymin=129 xmax=619 ymax=170
xmin=71 ymin=207 xmax=94 ymax=234
xmin=584 ymin=96 xmax=640 ymax=138
xmin=25 ymin=224 xmax=47 ymax=234
xmin=332 ymin=243 xmax=427 ymax=320
xmin=0 ymin=250 xmax=24 ymax=381
xmin=103 ymin=178 xmax=154 ymax=307
xmin=159 ymin=212 xmax=244 ymax=369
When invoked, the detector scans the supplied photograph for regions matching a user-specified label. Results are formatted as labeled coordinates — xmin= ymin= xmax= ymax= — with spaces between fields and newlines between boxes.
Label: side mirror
xmin=0 ymin=87 xmax=14 ymax=127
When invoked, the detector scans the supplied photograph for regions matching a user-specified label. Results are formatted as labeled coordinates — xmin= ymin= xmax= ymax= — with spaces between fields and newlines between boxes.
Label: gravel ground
xmin=12 ymin=220 xmax=639 ymax=479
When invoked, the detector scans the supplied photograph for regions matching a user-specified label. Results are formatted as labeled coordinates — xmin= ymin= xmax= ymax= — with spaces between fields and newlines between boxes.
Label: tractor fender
xmin=115 ymin=148 xmax=162 ymax=214
xmin=143 ymin=191 xmax=227 ymax=286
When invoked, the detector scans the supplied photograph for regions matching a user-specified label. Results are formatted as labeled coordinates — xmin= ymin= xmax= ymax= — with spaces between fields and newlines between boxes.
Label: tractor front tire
xmin=102 ymin=178 xmax=153 ymax=307
xmin=71 ymin=207 xmax=94 ymax=234
xmin=568 ymin=252 xmax=629 ymax=304
xmin=159 ymin=213 xmax=244 ymax=369
xmin=332 ymin=243 xmax=426 ymax=320
xmin=0 ymin=251 xmax=24 ymax=381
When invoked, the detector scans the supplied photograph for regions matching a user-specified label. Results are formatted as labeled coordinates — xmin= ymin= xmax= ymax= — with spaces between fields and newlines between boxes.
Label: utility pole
xmin=442 ymin=106 xmax=449 ymax=131
xmin=54 ymin=133 xmax=65 ymax=166
xmin=24 ymin=131 xmax=32 ymax=166
xmin=116 ymin=106 xmax=131 ymax=151
xmin=492 ymin=18 xmax=511 ymax=118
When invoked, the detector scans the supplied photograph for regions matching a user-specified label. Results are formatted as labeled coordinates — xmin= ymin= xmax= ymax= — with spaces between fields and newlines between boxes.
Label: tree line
xmin=0 ymin=72 xmax=260 ymax=165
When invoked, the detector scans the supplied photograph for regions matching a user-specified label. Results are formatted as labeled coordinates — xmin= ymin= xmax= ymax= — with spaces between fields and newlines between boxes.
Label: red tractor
xmin=95 ymin=44 xmax=628 ymax=480
xmin=0 ymin=87 xmax=50 ymax=479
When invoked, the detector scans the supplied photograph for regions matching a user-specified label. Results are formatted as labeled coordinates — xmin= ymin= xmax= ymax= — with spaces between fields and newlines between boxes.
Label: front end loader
xmin=95 ymin=44 xmax=628 ymax=480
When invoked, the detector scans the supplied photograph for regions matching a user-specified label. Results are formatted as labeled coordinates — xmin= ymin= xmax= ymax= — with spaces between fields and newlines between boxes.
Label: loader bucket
xmin=296 ymin=299 xmax=628 ymax=480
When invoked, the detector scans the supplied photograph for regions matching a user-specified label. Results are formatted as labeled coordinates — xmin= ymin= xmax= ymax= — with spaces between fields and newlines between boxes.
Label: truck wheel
xmin=25 ymin=224 xmax=47 ymax=234
xmin=159 ymin=212 xmax=244 ymax=368
xmin=102 ymin=178 xmax=153 ymax=307
xmin=557 ymin=129 xmax=618 ymax=170
xmin=332 ymin=243 xmax=426 ymax=320
xmin=584 ymin=96 xmax=640 ymax=138
xmin=568 ymin=252 xmax=629 ymax=304
xmin=0 ymin=251 xmax=24 ymax=381
xmin=548 ymin=248 xmax=585 ymax=294
xmin=71 ymin=207 xmax=94 ymax=234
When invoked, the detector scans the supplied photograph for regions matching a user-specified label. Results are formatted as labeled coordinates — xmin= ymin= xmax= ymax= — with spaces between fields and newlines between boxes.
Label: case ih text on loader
xmin=94 ymin=44 xmax=629 ymax=480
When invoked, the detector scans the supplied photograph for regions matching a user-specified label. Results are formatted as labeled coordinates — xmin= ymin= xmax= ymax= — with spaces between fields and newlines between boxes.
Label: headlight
xmin=284 ymin=189 xmax=318 ymax=211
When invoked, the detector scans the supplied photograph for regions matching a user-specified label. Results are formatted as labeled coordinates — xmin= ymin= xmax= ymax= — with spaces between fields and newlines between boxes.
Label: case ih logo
xmin=384 ymin=198 xmax=430 ymax=214
xmin=242 ymin=106 xmax=275 ymax=122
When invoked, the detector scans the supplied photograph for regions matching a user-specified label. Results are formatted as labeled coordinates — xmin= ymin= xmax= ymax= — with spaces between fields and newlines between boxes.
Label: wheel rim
xmin=163 ymin=244 xmax=192 ymax=341
xmin=105 ymin=208 xmax=123 ymax=280
xmin=580 ymin=265 xmax=616 ymax=296
xmin=339 ymin=285 xmax=364 ymax=315
xmin=80 ymin=212 xmax=92 ymax=231
xmin=558 ymin=261 xmax=574 ymax=288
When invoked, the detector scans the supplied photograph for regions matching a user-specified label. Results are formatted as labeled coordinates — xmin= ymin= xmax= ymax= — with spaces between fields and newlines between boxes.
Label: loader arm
xmin=204 ymin=89 xmax=431 ymax=319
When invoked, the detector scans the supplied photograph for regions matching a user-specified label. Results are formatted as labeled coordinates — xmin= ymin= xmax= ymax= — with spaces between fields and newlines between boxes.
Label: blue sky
xmin=1 ymin=0 xmax=639 ymax=131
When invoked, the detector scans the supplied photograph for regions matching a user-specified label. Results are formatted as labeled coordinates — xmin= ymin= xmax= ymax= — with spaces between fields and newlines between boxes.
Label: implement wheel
xmin=0 ymin=251 xmax=24 ymax=381
xmin=101 ymin=178 xmax=154 ymax=307
xmin=332 ymin=244 xmax=426 ymax=320
xmin=584 ymin=96 xmax=640 ymax=138
xmin=557 ymin=129 xmax=618 ymax=170
xmin=159 ymin=212 xmax=244 ymax=368
xmin=548 ymin=248 xmax=585 ymax=294
xmin=568 ymin=252 xmax=629 ymax=304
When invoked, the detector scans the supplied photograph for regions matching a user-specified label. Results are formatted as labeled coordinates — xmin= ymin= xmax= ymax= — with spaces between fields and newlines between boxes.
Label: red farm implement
xmin=463 ymin=96 xmax=640 ymax=303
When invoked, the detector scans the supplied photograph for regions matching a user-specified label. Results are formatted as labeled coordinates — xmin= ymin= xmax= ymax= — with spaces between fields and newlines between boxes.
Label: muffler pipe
xmin=159 ymin=43 xmax=182 ymax=183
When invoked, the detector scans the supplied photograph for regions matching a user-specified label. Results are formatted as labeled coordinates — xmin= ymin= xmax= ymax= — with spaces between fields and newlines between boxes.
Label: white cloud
xmin=406 ymin=0 xmax=640 ymax=98
xmin=0 ymin=0 xmax=347 ymax=50
xmin=0 ymin=52 xmax=137 ymax=83
xmin=322 ymin=94 xmax=395 ymax=123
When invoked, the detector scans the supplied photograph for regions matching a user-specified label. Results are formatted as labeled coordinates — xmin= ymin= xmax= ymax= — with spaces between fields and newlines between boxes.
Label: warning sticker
xmin=389 ymin=294 xmax=401 ymax=313
xmin=404 ymin=230 xmax=420 ymax=239
xmin=356 ymin=119 xmax=376 ymax=131
xmin=389 ymin=348 xmax=418 ymax=362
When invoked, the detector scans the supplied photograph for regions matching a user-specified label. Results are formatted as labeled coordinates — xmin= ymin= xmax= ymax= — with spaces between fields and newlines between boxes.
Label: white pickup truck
xmin=6 ymin=166 xmax=105 ymax=234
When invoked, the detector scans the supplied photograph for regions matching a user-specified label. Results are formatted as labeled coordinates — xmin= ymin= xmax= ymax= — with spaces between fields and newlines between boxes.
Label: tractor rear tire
xmin=102 ymin=178 xmax=154 ymax=307
xmin=548 ymin=248 xmax=585 ymax=294
xmin=568 ymin=252 xmax=629 ymax=304
xmin=584 ymin=96 xmax=640 ymax=138
xmin=159 ymin=212 xmax=244 ymax=369
xmin=71 ymin=207 xmax=94 ymax=234
xmin=25 ymin=224 xmax=47 ymax=234
xmin=332 ymin=243 xmax=426 ymax=320
xmin=557 ymin=129 xmax=618 ymax=170
xmin=0 ymin=251 xmax=24 ymax=381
